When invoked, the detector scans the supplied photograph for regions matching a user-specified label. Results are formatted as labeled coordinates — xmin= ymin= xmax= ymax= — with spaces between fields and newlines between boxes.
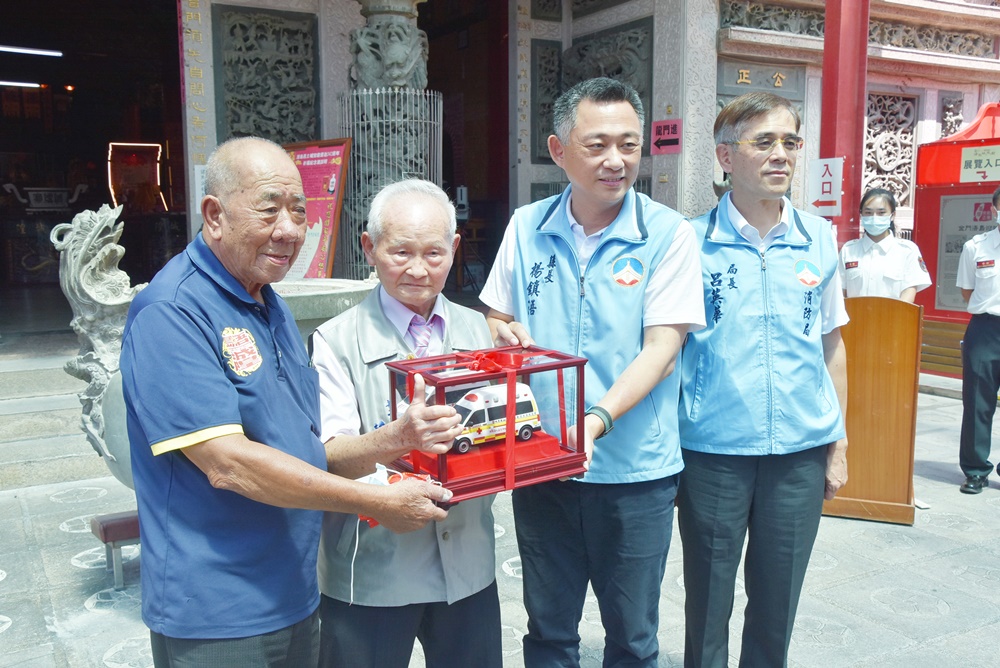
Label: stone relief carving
xmin=942 ymin=95 xmax=965 ymax=137
xmin=532 ymin=0 xmax=562 ymax=21
xmin=572 ymin=0 xmax=653 ymax=38
xmin=720 ymin=1 xmax=995 ymax=58
xmin=863 ymin=93 xmax=916 ymax=208
xmin=49 ymin=205 xmax=146 ymax=489
xmin=572 ymin=0 xmax=631 ymax=18
xmin=351 ymin=20 xmax=428 ymax=89
xmin=532 ymin=41 xmax=562 ymax=163
xmin=217 ymin=9 xmax=317 ymax=143
xmin=562 ymin=18 xmax=654 ymax=147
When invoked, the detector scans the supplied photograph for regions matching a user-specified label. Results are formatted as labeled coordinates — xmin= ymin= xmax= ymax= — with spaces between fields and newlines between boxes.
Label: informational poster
xmin=283 ymin=138 xmax=351 ymax=279
xmin=936 ymin=193 xmax=994 ymax=312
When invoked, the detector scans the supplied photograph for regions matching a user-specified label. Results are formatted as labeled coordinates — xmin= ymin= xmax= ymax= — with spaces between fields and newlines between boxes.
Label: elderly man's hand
xmin=394 ymin=374 xmax=462 ymax=455
xmin=369 ymin=478 xmax=452 ymax=533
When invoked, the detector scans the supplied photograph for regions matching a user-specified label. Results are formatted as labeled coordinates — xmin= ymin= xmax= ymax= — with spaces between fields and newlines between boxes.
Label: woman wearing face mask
xmin=839 ymin=188 xmax=932 ymax=303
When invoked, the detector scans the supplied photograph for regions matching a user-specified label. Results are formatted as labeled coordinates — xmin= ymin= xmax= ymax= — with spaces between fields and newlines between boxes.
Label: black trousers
xmin=317 ymin=581 xmax=502 ymax=668
xmin=960 ymin=313 xmax=1000 ymax=477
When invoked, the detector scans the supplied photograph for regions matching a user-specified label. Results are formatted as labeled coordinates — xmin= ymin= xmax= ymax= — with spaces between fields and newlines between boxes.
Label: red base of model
xmin=394 ymin=430 xmax=587 ymax=504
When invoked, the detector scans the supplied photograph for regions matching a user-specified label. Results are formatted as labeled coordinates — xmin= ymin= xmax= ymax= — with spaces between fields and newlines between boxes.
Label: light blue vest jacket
xmin=679 ymin=196 xmax=846 ymax=455
xmin=313 ymin=288 xmax=496 ymax=605
xmin=510 ymin=186 xmax=687 ymax=483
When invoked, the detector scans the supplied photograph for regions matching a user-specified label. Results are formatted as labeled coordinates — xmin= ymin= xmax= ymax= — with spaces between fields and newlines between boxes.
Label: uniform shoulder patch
xmin=221 ymin=327 xmax=263 ymax=377
xmin=611 ymin=255 xmax=645 ymax=287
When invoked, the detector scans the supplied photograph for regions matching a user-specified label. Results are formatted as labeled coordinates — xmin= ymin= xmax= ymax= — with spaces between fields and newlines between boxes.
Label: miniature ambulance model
xmin=451 ymin=383 xmax=540 ymax=454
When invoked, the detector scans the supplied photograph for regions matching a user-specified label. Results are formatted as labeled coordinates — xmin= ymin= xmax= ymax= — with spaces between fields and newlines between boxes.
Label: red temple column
xmin=820 ymin=0 xmax=871 ymax=246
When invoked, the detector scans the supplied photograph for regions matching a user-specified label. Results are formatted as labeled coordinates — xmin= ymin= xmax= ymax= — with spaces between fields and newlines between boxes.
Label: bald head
xmin=204 ymin=137 xmax=294 ymax=202
xmin=200 ymin=136 xmax=308 ymax=300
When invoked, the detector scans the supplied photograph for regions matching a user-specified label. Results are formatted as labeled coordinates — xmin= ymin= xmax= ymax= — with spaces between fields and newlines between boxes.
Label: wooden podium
xmin=822 ymin=297 xmax=923 ymax=525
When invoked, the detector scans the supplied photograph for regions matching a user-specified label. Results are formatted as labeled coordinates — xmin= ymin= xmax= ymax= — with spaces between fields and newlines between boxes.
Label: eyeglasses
xmin=728 ymin=136 xmax=804 ymax=153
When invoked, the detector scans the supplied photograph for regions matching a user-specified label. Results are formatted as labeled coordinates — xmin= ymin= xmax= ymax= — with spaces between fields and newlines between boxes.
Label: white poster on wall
xmin=937 ymin=194 xmax=995 ymax=312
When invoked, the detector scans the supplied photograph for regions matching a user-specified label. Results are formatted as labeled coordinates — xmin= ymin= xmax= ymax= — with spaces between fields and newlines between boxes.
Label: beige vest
xmin=313 ymin=288 xmax=496 ymax=605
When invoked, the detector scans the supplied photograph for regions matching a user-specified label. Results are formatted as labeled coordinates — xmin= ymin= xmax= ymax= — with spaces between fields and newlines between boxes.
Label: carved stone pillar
xmin=352 ymin=0 xmax=429 ymax=90
xmin=338 ymin=0 xmax=440 ymax=279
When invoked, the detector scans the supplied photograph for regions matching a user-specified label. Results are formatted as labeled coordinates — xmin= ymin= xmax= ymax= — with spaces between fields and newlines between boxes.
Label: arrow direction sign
xmin=650 ymin=119 xmax=682 ymax=155
xmin=807 ymin=158 xmax=843 ymax=217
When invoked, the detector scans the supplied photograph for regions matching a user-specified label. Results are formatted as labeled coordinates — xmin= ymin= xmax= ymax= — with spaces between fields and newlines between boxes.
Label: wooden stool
xmin=90 ymin=510 xmax=140 ymax=589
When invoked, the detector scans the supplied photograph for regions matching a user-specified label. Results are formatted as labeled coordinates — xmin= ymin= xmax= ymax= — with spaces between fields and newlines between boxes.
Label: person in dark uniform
xmin=956 ymin=185 xmax=1000 ymax=494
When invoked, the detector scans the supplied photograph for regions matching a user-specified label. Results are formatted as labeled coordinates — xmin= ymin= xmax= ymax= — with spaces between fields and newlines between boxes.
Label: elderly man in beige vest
xmin=310 ymin=179 xmax=501 ymax=668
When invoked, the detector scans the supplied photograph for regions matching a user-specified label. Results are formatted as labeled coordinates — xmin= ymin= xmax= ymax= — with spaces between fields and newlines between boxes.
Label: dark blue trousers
xmin=513 ymin=476 xmax=678 ymax=667
xmin=677 ymin=446 xmax=827 ymax=668
xmin=960 ymin=313 xmax=1000 ymax=477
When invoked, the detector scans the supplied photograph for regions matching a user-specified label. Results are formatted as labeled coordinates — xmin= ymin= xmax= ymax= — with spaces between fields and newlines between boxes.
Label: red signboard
xmin=283 ymin=138 xmax=351 ymax=278
xmin=913 ymin=104 xmax=1000 ymax=324
xmin=650 ymin=119 xmax=682 ymax=155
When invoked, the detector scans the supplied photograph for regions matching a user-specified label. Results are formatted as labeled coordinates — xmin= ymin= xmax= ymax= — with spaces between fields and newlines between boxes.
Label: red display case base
xmin=394 ymin=431 xmax=587 ymax=503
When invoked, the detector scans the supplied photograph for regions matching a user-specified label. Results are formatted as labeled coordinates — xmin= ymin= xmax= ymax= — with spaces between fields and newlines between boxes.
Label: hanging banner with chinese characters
xmin=283 ymin=139 xmax=352 ymax=279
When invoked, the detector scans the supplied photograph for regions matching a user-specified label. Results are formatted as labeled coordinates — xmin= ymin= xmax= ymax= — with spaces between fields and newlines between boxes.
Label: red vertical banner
xmin=284 ymin=138 xmax=351 ymax=278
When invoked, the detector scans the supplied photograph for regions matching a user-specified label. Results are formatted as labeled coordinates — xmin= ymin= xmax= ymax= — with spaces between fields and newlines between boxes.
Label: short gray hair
xmin=203 ymin=136 xmax=287 ymax=199
xmin=367 ymin=179 xmax=457 ymax=245
xmin=714 ymin=92 xmax=801 ymax=146
xmin=552 ymin=77 xmax=644 ymax=144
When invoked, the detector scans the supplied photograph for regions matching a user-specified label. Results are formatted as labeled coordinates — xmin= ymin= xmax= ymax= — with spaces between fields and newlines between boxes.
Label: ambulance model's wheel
xmin=454 ymin=438 xmax=472 ymax=454
xmin=518 ymin=425 xmax=533 ymax=441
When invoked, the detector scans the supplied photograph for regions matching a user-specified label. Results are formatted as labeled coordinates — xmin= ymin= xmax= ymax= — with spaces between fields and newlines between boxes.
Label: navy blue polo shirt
xmin=120 ymin=234 xmax=325 ymax=639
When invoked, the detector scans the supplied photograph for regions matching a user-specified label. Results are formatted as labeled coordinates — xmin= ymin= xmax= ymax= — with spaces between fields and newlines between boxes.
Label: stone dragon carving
xmin=50 ymin=205 xmax=145 ymax=488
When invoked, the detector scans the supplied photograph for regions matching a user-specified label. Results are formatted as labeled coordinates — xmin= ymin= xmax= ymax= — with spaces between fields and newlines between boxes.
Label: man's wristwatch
xmin=585 ymin=405 xmax=614 ymax=439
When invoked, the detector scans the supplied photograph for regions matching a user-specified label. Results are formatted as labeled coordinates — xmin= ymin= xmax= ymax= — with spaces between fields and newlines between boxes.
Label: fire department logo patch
xmin=611 ymin=256 xmax=644 ymax=287
xmin=794 ymin=259 xmax=822 ymax=287
xmin=221 ymin=327 xmax=263 ymax=377
xmin=919 ymin=257 xmax=927 ymax=272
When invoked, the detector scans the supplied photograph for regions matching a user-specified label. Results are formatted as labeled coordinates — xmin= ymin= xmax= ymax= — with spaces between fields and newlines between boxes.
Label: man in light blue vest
xmin=481 ymin=77 xmax=706 ymax=666
xmin=312 ymin=179 xmax=501 ymax=668
xmin=677 ymin=92 xmax=849 ymax=667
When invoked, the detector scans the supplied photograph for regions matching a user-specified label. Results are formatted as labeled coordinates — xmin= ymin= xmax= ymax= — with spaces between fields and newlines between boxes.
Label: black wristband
xmin=585 ymin=405 xmax=614 ymax=439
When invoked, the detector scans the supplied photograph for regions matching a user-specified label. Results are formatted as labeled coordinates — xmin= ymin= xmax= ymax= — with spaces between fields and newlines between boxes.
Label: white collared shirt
xmin=957 ymin=226 xmax=1000 ymax=315
xmin=311 ymin=286 xmax=447 ymax=441
xmin=839 ymin=233 xmax=931 ymax=299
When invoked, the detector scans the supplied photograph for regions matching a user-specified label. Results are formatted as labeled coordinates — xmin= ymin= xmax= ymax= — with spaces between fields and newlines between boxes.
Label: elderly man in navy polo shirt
xmin=120 ymin=136 xmax=453 ymax=668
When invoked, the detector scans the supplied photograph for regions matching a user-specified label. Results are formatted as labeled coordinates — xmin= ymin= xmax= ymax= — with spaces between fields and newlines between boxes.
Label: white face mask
xmin=861 ymin=215 xmax=892 ymax=236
